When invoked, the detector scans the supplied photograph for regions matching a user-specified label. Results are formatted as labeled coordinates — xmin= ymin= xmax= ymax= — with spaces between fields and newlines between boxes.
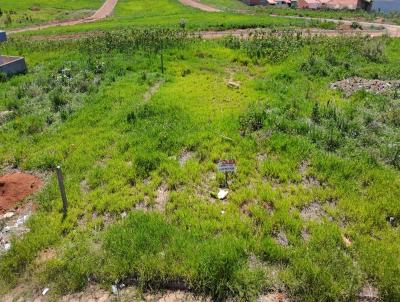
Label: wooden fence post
xmin=56 ymin=166 xmax=68 ymax=218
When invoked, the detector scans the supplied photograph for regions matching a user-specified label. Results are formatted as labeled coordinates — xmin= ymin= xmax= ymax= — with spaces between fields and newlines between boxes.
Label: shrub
xmin=311 ymin=102 xmax=321 ymax=124
xmin=0 ymin=72 xmax=7 ymax=82
xmin=362 ymin=39 xmax=386 ymax=63
xmin=222 ymin=35 xmax=241 ymax=49
xmin=239 ymin=101 xmax=267 ymax=135
xmin=50 ymin=88 xmax=68 ymax=112
xmin=351 ymin=22 xmax=362 ymax=30
xmin=133 ymin=152 xmax=162 ymax=178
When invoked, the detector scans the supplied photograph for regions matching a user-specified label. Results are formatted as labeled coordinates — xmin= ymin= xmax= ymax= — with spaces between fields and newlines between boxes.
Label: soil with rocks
xmin=0 ymin=202 xmax=35 ymax=254
xmin=357 ymin=283 xmax=380 ymax=302
xmin=300 ymin=201 xmax=331 ymax=223
xmin=331 ymin=77 xmax=400 ymax=97
xmin=0 ymin=172 xmax=43 ymax=213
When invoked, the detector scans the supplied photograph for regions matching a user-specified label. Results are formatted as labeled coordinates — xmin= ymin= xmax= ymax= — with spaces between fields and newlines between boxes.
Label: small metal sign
xmin=217 ymin=160 xmax=236 ymax=173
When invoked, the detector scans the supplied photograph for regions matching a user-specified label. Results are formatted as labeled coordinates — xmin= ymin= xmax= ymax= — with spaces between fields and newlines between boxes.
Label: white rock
xmin=217 ymin=189 xmax=229 ymax=200
xmin=3 ymin=212 xmax=15 ymax=219
xmin=42 ymin=288 xmax=49 ymax=296
xmin=227 ymin=81 xmax=240 ymax=89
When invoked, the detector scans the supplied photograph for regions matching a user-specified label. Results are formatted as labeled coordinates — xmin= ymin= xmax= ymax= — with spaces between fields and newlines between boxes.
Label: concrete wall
xmin=0 ymin=56 xmax=27 ymax=75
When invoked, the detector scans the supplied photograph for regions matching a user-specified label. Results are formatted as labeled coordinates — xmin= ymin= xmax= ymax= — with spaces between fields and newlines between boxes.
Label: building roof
xmin=327 ymin=0 xmax=359 ymax=6
xmin=301 ymin=0 xmax=369 ymax=6
xmin=302 ymin=0 xmax=321 ymax=4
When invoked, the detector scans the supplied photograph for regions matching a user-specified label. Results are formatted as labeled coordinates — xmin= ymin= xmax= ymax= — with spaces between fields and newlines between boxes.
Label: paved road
xmin=8 ymin=0 xmax=119 ymax=34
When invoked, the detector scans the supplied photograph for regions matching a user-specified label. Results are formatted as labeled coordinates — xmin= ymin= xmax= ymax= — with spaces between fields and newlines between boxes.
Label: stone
xmin=227 ymin=81 xmax=240 ymax=89
xmin=217 ymin=189 xmax=229 ymax=200
xmin=2 ymin=212 xmax=15 ymax=219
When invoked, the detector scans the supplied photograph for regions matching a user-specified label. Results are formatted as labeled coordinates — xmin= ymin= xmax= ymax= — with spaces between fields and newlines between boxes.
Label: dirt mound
xmin=0 ymin=172 xmax=43 ymax=213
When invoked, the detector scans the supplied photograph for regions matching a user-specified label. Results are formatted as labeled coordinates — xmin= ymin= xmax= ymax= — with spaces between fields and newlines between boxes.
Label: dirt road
xmin=178 ymin=0 xmax=221 ymax=12
xmin=8 ymin=0 xmax=119 ymax=34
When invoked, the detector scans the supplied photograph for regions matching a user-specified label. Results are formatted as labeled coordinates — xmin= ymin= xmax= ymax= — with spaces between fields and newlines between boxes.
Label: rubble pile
xmin=0 ymin=203 xmax=33 ymax=254
xmin=330 ymin=77 xmax=400 ymax=97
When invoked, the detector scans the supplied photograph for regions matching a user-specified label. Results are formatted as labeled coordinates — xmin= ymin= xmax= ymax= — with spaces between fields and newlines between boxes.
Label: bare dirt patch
xmin=155 ymin=183 xmax=169 ymax=212
xmin=0 ymin=172 xmax=43 ymax=214
xmin=60 ymin=285 xmax=110 ymax=302
xmin=34 ymin=248 xmax=57 ymax=266
xmin=301 ymin=228 xmax=311 ymax=242
xmin=300 ymin=202 xmax=330 ymax=223
xmin=59 ymin=286 xmax=209 ymax=302
xmin=1 ymin=202 xmax=35 ymax=254
xmin=144 ymin=80 xmax=164 ymax=102
xmin=258 ymin=292 xmax=290 ymax=302
xmin=299 ymin=160 xmax=324 ymax=188
xmin=331 ymin=77 xmax=400 ymax=97
xmin=273 ymin=230 xmax=289 ymax=247
xmin=357 ymin=283 xmax=380 ymax=302
xmin=178 ymin=150 xmax=194 ymax=167
xmin=178 ymin=0 xmax=221 ymax=12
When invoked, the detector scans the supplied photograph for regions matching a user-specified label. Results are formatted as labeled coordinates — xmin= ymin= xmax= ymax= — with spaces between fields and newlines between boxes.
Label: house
xmin=298 ymin=0 xmax=373 ymax=10
xmin=298 ymin=0 xmax=321 ymax=9
xmin=241 ymin=0 xmax=292 ymax=6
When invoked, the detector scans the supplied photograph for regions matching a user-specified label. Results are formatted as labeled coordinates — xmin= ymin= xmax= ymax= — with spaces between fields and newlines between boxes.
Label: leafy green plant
xmin=239 ymin=101 xmax=267 ymax=135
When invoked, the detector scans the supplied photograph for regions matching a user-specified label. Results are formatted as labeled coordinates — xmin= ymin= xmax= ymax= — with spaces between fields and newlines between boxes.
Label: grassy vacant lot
xmin=1 ymin=0 xmax=398 ymax=34
xmin=199 ymin=0 xmax=400 ymax=25
xmin=1 ymin=29 xmax=400 ymax=301
xmin=7 ymin=0 xmax=338 ymax=36
xmin=0 ymin=0 xmax=102 ymax=28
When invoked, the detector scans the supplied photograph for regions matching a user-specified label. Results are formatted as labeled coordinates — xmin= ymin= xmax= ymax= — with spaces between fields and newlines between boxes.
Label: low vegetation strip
xmin=0 ymin=27 xmax=400 ymax=301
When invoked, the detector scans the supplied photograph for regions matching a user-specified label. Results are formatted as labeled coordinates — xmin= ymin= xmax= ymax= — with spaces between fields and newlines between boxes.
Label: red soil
xmin=0 ymin=172 xmax=43 ymax=213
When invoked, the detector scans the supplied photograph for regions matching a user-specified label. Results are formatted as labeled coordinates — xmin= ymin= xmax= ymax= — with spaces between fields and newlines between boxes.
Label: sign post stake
xmin=161 ymin=53 xmax=164 ymax=74
xmin=217 ymin=160 xmax=236 ymax=189
xmin=56 ymin=166 xmax=68 ymax=218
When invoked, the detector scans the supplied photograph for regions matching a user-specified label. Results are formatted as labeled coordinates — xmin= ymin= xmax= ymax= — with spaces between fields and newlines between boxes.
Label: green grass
xmin=198 ymin=0 xmax=400 ymax=25
xmin=0 ymin=0 xmax=103 ymax=28
xmin=254 ymin=6 xmax=400 ymax=25
xmin=1 ymin=30 xmax=400 ymax=301
xmin=8 ymin=0 xmax=339 ymax=37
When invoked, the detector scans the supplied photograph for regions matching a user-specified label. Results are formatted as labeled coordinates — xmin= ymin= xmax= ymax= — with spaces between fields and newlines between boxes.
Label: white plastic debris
xmin=4 ymin=243 xmax=11 ymax=251
xmin=217 ymin=189 xmax=229 ymax=200
xmin=15 ymin=215 xmax=29 ymax=227
xmin=42 ymin=288 xmax=49 ymax=296
xmin=111 ymin=285 xmax=118 ymax=295
xmin=120 ymin=212 xmax=127 ymax=218
xmin=3 ymin=212 xmax=15 ymax=219
xmin=221 ymin=210 xmax=225 ymax=215
xmin=227 ymin=81 xmax=240 ymax=89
